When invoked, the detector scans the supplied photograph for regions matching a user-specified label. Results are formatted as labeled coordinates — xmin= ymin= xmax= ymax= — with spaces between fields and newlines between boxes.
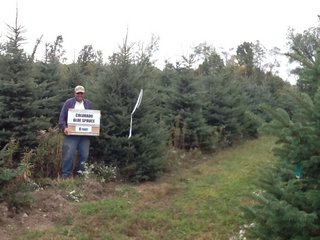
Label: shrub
xmin=32 ymin=128 xmax=63 ymax=178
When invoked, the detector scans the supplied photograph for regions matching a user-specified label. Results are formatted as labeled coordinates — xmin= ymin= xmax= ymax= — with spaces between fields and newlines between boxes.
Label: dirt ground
xmin=0 ymin=179 xmax=117 ymax=240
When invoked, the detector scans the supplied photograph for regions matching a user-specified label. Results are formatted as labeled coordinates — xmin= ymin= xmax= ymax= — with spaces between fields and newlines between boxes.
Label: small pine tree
xmin=0 ymin=140 xmax=23 ymax=202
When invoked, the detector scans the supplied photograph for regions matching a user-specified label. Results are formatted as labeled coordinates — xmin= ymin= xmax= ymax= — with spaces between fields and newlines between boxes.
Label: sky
xmin=0 ymin=0 xmax=319 ymax=84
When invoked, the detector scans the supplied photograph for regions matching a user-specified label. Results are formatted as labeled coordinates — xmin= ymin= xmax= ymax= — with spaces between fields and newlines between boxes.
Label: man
xmin=59 ymin=85 xmax=92 ymax=177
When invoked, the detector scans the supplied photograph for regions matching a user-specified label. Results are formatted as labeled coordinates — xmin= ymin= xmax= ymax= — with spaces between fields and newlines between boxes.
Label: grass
xmin=14 ymin=136 xmax=277 ymax=240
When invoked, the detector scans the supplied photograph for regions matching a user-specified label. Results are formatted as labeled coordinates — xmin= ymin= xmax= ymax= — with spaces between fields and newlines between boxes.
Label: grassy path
xmin=19 ymin=136 xmax=276 ymax=240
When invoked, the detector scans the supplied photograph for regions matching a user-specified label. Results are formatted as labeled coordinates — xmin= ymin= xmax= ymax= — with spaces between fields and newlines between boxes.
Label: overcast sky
xmin=0 ymin=0 xmax=319 ymax=83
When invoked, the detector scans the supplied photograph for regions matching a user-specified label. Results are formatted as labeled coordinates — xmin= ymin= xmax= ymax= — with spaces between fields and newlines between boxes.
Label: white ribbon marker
xmin=128 ymin=89 xmax=143 ymax=139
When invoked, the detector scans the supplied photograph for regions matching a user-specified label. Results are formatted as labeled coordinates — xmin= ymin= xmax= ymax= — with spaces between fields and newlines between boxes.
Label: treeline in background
xmin=1 ymin=14 xmax=320 ymax=239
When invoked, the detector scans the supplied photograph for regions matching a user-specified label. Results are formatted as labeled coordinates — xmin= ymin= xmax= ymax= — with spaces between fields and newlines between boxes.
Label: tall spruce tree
xmin=156 ymin=62 xmax=181 ymax=144
xmin=91 ymin=37 xmax=166 ymax=181
xmin=0 ymin=17 xmax=48 ymax=148
xmin=242 ymin=21 xmax=320 ymax=239
xmin=194 ymin=47 xmax=250 ymax=144
xmin=202 ymin=74 xmax=247 ymax=145
xmin=33 ymin=35 xmax=67 ymax=126
xmin=239 ymin=74 xmax=287 ymax=138
xmin=168 ymin=65 xmax=215 ymax=151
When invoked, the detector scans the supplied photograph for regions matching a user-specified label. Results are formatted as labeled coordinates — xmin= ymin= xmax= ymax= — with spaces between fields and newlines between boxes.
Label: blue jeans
xmin=62 ymin=135 xmax=90 ymax=177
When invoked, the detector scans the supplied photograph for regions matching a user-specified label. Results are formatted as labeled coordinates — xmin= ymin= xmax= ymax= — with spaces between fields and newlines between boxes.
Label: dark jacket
xmin=58 ymin=97 xmax=92 ymax=131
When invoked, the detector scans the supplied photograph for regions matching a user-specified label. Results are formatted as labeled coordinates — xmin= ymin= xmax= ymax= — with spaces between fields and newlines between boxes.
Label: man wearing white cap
xmin=58 ymin=85 xmax=92 ymax=178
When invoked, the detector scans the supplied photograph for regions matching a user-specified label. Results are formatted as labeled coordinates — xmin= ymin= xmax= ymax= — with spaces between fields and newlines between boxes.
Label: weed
xmin=67 ymin=189 xmax=83 ymax=202
xmin=78 ymin=162 xmax=118 ymax=182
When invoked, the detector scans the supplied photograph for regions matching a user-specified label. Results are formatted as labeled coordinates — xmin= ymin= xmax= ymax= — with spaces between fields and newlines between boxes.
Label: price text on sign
xmin=67 ymin=109 xmax=101 ymax=136
xmin=75 ymin=126 xmax=92 ymax=133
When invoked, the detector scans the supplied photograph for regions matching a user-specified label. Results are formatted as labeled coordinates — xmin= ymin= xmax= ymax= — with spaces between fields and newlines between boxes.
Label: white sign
xmin=67 ymin=109 xmax=100 ymax=126
xmin=67 ymin=109 xmax=101 ymax=136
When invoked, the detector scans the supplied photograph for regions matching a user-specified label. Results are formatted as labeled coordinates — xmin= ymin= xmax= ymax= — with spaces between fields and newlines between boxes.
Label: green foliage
xmin=31 ymin=128 xmax=63 ymax=178
xmin=168 ymin=67 xmax=216 ymax=151
xmin=236 ymin=42 xmax=255 ymax=77
xmin=0 ymin=20 xmax=49 ymax=149
xmin=91 ymin=38 xmax=166 ymax=182
xmin=0 ymin=140 xmax=21 ymax=190
xmin=4 ymin=185 xmax=35 ymax=210
xmin=202 ymin=75 xmax=247 ymax=145
xmin=32 ymin=36 xmax=68 ymax=126
xmin=286 ymin=22 xmax=320 ymax=97
xmin=0 ymin=138 xmax=19 ymax=168
xmin=0 ymin=139 xmax=27 ymax=207
xmin=237 ymin=69 xmax=288 ymax=138
xmin=243 ymin=166 xmax=320 ymax=239
xmin=243 ymin=89 xmax=320 ymax=239
xmin=193 ymin=43 xmax=225 ymax=76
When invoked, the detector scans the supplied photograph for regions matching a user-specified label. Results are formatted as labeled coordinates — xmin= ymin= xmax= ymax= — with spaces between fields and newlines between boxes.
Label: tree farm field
xmin=1 ymin=136 xmax=276 ymax=240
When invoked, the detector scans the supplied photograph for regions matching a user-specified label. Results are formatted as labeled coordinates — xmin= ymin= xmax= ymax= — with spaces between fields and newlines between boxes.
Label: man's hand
xmin=64 ymin=127 xmax=69 ymax=135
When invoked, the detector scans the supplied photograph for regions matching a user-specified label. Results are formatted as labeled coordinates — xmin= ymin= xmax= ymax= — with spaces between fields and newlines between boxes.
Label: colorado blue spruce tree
xmin=169 ymin=66 xmax=215 ymax=151
xmin=0 ymin=19 xmax=48 ymax=148
xmin=33 ymin=35 xmax=68 ymax=126
xmin=243 ymin=90 xmax=320 ymax=239
xmin=91 ymin=38 xmax=166 ymax=181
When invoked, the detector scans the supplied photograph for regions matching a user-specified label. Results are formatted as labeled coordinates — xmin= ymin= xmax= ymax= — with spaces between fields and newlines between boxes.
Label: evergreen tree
xmin=242 ymin=21 xmax=320 ymax=239
xmin=91 ymin=37 xmax=166 ymax=181
xmin=0 ymin=17 xmax=48 ymax=148
xmin=69 ymin=45 xmax=105 ymax=99
xmin=156 ymin=62 xmax=181 ymax=144
xmin=286 ymin=21 xmax=320 ymax=97
xmin=65 ymin=63 xmax=82 ymax=89
xmin=77 ymin=44 xmax=100 ymax=82
xmin=239 ymin=73 xmax=288 ymax=138
xmin=33 ymin=35 xmax=67 ymax=126
xmin=243 ymin=90 xmax=320 ymax=239
xmin=202 ymin=74 xmax=247 ymax=145
xmin=169 ymin=65 xmax=214 ymax=151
